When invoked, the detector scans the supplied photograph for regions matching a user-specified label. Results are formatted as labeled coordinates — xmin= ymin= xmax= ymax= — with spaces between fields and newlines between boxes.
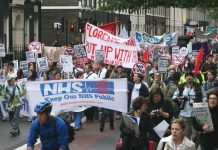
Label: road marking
xmin=14 ymin=117 xmax=86 ymax=150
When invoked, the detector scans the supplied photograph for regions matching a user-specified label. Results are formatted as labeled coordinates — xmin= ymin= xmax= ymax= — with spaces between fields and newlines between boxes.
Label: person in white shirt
xmin=157 ymin=119 xmax=196 ymax=150
xmin=6 ymin=62 xmax=17 ymax=80
xmin=94 ymin=60 xmax=107 ymax=79
xmin=83 ymin=63 xmax=99 ymax=80
xmin=83 ymin=63 xmax=99 ymax=123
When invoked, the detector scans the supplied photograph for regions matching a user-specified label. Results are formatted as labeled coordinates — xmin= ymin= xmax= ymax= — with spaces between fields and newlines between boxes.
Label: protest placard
xmin=122 ymin=113 xmax=140 ymax=131
xmin=0 ymin=43 xmax=5 ymax=57
xmin=59 ymin=55 xmax=73 ymax=72
xmin=85 ymin=23 xmax=138 ymax=68
xmin=37 ymin=57 xmax=48 ymax=72
xmin=192 ymin=50 xmax=198 ymax=58
xmin=158 ymin=56 xmax=168 ymax=74
xmin=26 ymin=79 xmax=128 ymax=115
xmin=95 ymin=49 xmax=105 ymax=61
xmin=132 ymin=62 xmax=146 ymax=75
xmin=0 ymin=69 xmax=5 ymax=81
xmin=25 ymin=51 xmax=36 ymax=62
xmin=193 ymin=102 xmax=214 ymax=131
xmin=172 ymin=54 xmax=184 ymax=65
xmin=74 ymin=44 xmax=89 ymax=63
xmin=64 ymin=47 xmax=75 ymax=57
xmin=172 ymin=46 xmax=180 ymax=55
xmin=13 ymin=60 xmax=19 ymax=71
xmin=28 ymin=41 xmax=41 ymax=53
xmin=20 ymin=61 xmax=29 ymax=74
xmin=153 ymin=120 xmax=169 ymax=138
xmin=180 ymin=47 xmax=189 ymax=56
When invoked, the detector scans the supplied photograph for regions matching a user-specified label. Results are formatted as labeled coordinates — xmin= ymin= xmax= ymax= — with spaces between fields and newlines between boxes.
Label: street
xmin=0 ymin=117 xmax=120 ymax=150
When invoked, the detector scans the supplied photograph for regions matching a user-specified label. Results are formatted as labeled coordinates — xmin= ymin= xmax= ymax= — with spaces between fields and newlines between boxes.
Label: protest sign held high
xmin=0 ymin=43 xmax=6 ymax=57
xmin=25 ymin=51 xmax=36 ymax=63
xmin=158 ymin=56 xmax=168 ymax=74
xmin=74 ymin=44 xmax=89 ymax=63
xmin=26 ymin=79 xmax=128 ymax=115
xmin=85 ymin=23 xmax=138 ymax=68
xmin=13 ymin=60 xmax=19 ymax=71
xmin=37 ymin=57 xmax=48 ymax=72
xmin=59 ymin=55 xmax=73 ymax=72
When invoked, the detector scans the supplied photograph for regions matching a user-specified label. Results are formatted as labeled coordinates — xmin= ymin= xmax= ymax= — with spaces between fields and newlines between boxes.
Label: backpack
xmin=51 ymin=116 xmax=75 ymax=143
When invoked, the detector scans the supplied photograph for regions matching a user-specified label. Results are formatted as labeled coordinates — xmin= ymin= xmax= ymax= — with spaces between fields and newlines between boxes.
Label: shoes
xmin=116 ymin=115 xmax=121 ymax=120
xmin=10 ymin=129 xmax=20 ymax=137
xmin=100 ymin=128 xmax=104 ymax=132
xmin=75 ymin=127 xmax=81 ymax=131
xmin=110 ymin=127 xmax=115 ymax=130
xmin=86 ymin=120 xmax=93 ymax=123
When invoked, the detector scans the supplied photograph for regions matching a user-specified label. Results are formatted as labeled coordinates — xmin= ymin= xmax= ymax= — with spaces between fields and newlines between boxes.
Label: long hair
xmin=149 ymin=87 xmax=164 ymax=102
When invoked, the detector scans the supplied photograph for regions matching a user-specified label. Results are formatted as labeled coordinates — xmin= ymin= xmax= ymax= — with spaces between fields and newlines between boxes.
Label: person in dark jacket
xmin=193 ymin=88 xmax=218 ymax=150
xmin=119 ymin=96 xmax=151 ymax=150
xmin=129 ymin=73 xmax=149 ymax=111
xmin=147 ymin=87 xmax=174 ymax=143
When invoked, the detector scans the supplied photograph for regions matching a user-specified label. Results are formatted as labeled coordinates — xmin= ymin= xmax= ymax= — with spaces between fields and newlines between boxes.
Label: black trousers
xmin=84 ymin=107 xmax=95 ymax=121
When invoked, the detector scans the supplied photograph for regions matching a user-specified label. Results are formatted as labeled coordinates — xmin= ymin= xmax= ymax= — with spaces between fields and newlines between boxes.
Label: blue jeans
xmin=74 ymin=112 xmax=82 ymax=129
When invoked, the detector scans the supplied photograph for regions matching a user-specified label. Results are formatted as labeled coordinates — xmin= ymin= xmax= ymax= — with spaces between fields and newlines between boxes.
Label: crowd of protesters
xmin=0 ymin=48 xmax=218 ymax=150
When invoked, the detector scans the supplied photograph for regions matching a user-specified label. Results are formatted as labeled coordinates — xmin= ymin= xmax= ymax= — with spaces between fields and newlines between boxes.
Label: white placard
xmin=59 ymin=55 xmax=73 ymax=72
xmin=25 ymin=51 xmax=36 ymax=62
xmin=20 ymin=61 xmax=29 ymax=73
xmin=0 ymin=69 xmax=5 ymax=81
xmin=26 ymin=79 xmax=128 ymax=116
xmin=0 ymin=43 xmax=5 ymax=57
xmin=158 ymin=56 xmax=168 ymax=74
xmin=13 ymin=60 xmax=19 ymax=71
xmin=153 ymin=120 xmax=169 ymax=138
xmin=193 ymin=102 xmax=214 ymax=131
xmin=132 ymin=62 xmax=146 ymax=75
xmin=95 ymin=49 xmax=105 ymax=61
xmin=172 ymin=46 xmax=180 ymax=55
xmin=28 ymin=41 xmax=41 ymax=53
xmin=180 ymin=47 xmax=189 ymax=56
xmin=37 ymin=57 xmax=48 ymax=72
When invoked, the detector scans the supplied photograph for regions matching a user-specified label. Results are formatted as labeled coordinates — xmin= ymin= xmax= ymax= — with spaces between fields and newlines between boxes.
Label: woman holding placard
xmin=118 ymin=96 xmax=151 ymax=150
xmin=192 ymin=88 xmax=218 ymax=150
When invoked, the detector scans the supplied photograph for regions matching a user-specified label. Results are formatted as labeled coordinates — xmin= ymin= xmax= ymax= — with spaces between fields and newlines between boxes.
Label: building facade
xmin=0 ymin=0 xmax=41 ymax=62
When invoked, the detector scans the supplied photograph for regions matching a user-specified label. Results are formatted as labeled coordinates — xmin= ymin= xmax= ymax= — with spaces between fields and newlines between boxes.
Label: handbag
xmin=115 ymin=137 xmax=123 ymax=150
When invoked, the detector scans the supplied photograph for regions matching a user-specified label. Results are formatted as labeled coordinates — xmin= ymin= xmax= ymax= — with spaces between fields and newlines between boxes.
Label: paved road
xmin=0 ymin=117 xmax=121 ymax=150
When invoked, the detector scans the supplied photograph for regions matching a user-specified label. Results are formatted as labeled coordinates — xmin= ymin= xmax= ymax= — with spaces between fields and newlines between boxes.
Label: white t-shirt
xmin=83 ymin=72 xmax=99 ymax=79
xmin=98 ymin=68 xmax=107 ymax=79
xmin=131 ymin=83 xmax=141 ymax=107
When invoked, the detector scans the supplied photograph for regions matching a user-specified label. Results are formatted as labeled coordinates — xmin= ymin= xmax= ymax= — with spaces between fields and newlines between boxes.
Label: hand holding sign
xmin=132 ymin=62 xmax=146 ymax=75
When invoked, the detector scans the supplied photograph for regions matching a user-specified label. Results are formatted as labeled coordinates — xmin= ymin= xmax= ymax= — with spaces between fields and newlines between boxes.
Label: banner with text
xmin=85 ymin=23 xmax=138 ymax=68
xmin=26 ymin=79 xmax=128 ymax=115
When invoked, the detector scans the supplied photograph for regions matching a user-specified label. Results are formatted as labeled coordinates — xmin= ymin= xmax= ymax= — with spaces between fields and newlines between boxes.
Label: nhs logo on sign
xmin=40 ymin=81 xmax=115 ymax=96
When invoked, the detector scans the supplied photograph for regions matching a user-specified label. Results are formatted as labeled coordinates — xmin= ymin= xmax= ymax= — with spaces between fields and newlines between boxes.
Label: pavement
xmin=0 ymin=117 xmax=121 ymax=150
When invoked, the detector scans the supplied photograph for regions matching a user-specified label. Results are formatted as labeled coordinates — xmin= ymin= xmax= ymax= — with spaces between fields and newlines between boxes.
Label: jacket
xmin=147 ymin=99 xmax=174 ymax=141
xmin=128 ymin=82 xmax=149 ymax=111
xmin=27 ymin=116 xmax=69 ymax=150
xmin=192 ymin=105 xmax=218 ymax=149
xmin=119 ymin=111 xmax=151 ymax=150
xmin=156 ymin=135 xmax=196 ymax=150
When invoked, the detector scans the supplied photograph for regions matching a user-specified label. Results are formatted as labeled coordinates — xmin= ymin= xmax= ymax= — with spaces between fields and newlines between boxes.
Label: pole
xmin=137 ymin=9 xmax=139 ymax=31
xmin=65 ymin=19 xmax=68 ymax=46
xmin=174 ymin=7 xmax=175 ymax=31
xmin=144 ymin=5 xmax=147 ymax=32
xmin=164 ymin=7 xmax=166 ymax=33
xmin=152 ymin=8 xmax=155 ymax=35
xmin=169 ymin=7 xmax=171 ymax=33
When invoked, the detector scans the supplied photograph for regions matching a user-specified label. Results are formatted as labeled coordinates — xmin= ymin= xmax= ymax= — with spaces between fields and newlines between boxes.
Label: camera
xmin=172 ymin=96 xmax=188 ymax=110
xmin=153 ymin=109 xmax=160 ymax=117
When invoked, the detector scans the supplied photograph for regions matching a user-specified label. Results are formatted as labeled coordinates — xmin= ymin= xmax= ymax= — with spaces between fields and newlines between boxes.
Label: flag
xmin=99 ymin=22 xmax=117 ymax=35
xmin=141 ymin=47 xmax=149 ymax=62
xmin=194 ymin=47 xmax=204 ymax=74
xmin=119 ymin=26 xmax=128 ymax=39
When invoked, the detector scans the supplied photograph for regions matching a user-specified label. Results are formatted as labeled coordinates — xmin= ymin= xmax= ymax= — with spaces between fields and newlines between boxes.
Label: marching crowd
xmin=0 ymin=49 xmax=218 ymax=150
